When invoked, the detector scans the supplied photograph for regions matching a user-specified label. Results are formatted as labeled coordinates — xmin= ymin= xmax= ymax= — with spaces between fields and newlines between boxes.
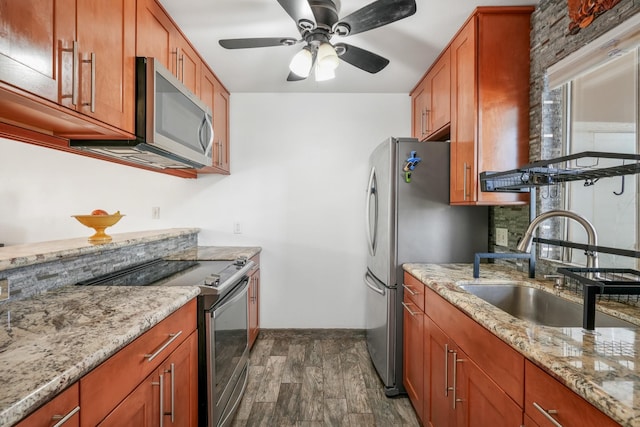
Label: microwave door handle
xmin=200 ymin=114 xmax=214 ymax=156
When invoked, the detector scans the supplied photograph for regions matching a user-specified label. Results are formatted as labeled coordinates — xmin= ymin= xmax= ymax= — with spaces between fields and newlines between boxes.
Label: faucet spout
xmin=516 ymin=209 xmax=599 ymax=270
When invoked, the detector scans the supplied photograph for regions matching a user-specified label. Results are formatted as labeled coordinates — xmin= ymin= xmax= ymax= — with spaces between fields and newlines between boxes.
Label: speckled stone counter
xmin=0 ymin=285 xmax=199 ymax=426
xmin=404 ymin=263 xmax=640 ymax=427
xmin=171 ymin=246 xmax=262 ymax=261
xmin=0 ymin=228 xmax=199 ymax=271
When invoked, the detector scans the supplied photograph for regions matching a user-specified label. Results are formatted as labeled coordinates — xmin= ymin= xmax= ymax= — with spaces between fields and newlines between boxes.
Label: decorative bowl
xmin=72 ymin=212 xmax=124 ymax=243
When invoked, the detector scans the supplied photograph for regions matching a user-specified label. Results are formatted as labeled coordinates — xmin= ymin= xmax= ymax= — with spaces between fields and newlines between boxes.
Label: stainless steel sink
xmin=458 ymin=284 xmax=635 ymax=328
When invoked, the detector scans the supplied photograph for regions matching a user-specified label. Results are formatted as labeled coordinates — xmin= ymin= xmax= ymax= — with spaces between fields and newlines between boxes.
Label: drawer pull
xmin=144 ymin=331 xmax=183 ymax=362
xmin=402 ymin=283 xmax=420 ymax=296
xmin=401 ymin=302 xmax=420 ymax=317
xmin=533 ymin=402 xmax=563 ymax=427
xmin=51 ymin=406 xmax=80 ymax=427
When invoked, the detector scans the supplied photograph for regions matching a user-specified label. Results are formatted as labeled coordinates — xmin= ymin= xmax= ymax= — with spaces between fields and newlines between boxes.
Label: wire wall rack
xmin=480 ymin=151 xmax=640 ymax=192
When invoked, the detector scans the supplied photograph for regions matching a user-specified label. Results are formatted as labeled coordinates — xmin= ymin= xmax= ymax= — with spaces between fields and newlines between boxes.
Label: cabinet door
xmin=0 ymin=0 xmax=77 ymax=104
xmin=98 ymin=374 xmax=157 ymax=427
xmin=15 ymin=383 xmax=80 ymax=427
xmin=525 ymin=361 xmax=620 ymax=427
xmin=449 ymin=16 xmax=477 ymax=204
xmin=173 ymin=35 xmax=200 ymax=95
xmin=429 ymin=48 xmax=451 ymax=137
xmin=248 ymin=259 xmax=260 ymax=349
xmin=425 ymin=318 xmax=453 ymax=427
xmin=161 ymin=332 xmax=198 ymax=427
xmin=76 ymin=0 xmax=135 ymax=133
xmin=199 ymin=67 xmax=230 ymax=174
xmin=136 ymin=0 xmax=174 ymax=71
xmin=411 ymin=82 xmax=428 ymax=141
xmin=402 ymin=295 xmax=424 ymax=422
xmin=455 ymin=347 xmax=523 ymax=427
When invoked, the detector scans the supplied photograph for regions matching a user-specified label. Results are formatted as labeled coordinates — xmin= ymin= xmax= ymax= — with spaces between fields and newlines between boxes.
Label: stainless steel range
xmin=77 ymin=256 xmax=255 ymax=427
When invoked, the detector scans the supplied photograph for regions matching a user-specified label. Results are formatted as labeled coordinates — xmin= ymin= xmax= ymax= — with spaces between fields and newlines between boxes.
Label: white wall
xmin=0 ymin=92 xmax=409 ymax=328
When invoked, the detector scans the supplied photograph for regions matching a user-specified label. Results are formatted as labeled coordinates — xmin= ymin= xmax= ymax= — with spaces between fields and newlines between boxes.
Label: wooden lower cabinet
xmin=248 ymin=254 xmax=261 ymax=349
xmin=15 ymin=383 xmax=80 ymax=427
xmin=98 ymin=332 xmax=198 ymax=427
xmin=80 ymin=299 xmax=197 ymax=426
xmin=524 ymin=361 xmax=620 ymax=427
xmin=403 ymin=292 xmax=425 ymax=421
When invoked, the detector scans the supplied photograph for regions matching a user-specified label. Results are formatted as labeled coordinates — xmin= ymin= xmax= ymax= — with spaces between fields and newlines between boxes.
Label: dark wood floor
xmin=232 ymin=329 xmax=420 ymax=427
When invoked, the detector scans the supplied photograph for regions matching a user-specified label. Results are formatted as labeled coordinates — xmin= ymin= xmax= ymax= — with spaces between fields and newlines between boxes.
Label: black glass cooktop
xmin=76 ymin=259 xmax=203 ymax=286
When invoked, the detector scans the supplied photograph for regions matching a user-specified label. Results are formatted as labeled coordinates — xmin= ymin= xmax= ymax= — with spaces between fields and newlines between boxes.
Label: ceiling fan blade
xmin=219 ymin=37 xmax=298 ymax=49
xmin=277 ymin=0 xmax=316 ymax=26
xmin=335 ymin=43 xmax=389 ymax=73
xmin=287 ymin=71 xmax=308 ymax=81
xmin=336 ymin=0 xmax=417 ymax=36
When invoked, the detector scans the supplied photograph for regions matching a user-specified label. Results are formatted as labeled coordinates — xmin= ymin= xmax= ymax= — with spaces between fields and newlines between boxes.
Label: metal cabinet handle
xmin=218 ymin=140 xmax=224 ymax=166
xmin=533 ymin=402 xmax=563 ymax=427
xmin=420 ymin=110 xmax=426 ymax=137
xmin=452 ymin=352 xmax=464 ymax=409
xmin=463 ymin=162 xmax=471 ymax=200
xmin=179 ymin=53 xmax=185 ymax=83
xmin=173 ymin=47 xmax=181 ymax=80
xmin=402 ymin=283 xmax=419 ymax=296
xmin=82 ymin=52 xmax=96 ymax=112
xmin=166 ymin=363 xmax=175 ymax=422
xmin=401 ymin=302 xmax=420 ymax=317
xmin=425 ymin=109 xmax=430 ymax=135
xmin=51 ymin=406 xmax=80 ymax=427
xmin=444 ymin=344 xmax=450 ymax=396
xmin=152 ymin=375 xmax=165 ymax=427
xmin=144 ymin=331 xmax=183 ymax=362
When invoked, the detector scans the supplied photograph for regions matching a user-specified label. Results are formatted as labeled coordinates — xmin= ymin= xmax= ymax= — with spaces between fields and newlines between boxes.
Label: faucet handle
xmin=544 ymin=274 xmax=565 ymax=289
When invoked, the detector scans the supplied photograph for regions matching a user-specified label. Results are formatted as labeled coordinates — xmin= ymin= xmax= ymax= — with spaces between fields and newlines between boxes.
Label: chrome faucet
xmin=517 ymin=209 xmax=599 ymax=271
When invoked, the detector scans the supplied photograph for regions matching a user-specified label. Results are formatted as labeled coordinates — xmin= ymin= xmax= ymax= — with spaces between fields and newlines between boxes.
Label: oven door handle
xmin=213 ymin=277 xmax=250 ymax=319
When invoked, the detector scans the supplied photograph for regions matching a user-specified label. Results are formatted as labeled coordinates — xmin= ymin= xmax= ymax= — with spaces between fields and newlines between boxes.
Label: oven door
xmin=206 ymin=277 xmax=250 ymax=427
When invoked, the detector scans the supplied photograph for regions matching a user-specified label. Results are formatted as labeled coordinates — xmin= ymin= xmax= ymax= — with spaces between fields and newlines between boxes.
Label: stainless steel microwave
xmin=71 ymin=57 xmax=214 ymax=169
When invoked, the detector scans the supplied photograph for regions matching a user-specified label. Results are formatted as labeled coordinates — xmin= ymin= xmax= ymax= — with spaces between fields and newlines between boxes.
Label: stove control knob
xmin=204 ymin=274 xmax=220 ymax=287
xmin=234 ymin=257 xmax=248 ymax=266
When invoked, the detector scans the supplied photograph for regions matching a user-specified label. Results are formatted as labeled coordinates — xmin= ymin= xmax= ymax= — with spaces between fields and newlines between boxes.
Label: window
xmin=542 ymin=44 xmax=639 ymax=268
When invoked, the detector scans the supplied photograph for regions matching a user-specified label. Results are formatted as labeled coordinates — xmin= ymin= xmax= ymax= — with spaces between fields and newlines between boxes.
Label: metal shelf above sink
xmin=480 ymin=151 xmax=640 ymax=192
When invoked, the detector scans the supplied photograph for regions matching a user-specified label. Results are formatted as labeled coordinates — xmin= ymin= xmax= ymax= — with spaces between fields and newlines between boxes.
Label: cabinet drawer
xmin=80 ymin=299 xmax=196 ymax=426
xmin=15 ymin=383 xmax=80 ymax=427
xmin=525 ymin=361 xmax=619 ymax=427
xmin=403 ymin=273 xmax=425 ymax=311
xmin=424 ymin=285 xmax=524 ymax=406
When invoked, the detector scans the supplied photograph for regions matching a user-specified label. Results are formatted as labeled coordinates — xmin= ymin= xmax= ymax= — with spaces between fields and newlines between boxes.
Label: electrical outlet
xmin=152 ymin=207 xmax=160 ymax=219
xmin=0 ymin=279 xmax=9 ymax=301
xmin=233 ymin=222 xmax=242 ymax=234
xmin=496 ymin=228 xmax=509 ymax=246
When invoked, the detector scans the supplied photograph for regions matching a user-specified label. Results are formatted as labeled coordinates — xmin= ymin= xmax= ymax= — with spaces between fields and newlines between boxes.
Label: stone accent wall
xmin=1 ymin=233 xmax=197 ymax=301
xmin=491 ymin=0 xmax=640 ymax=275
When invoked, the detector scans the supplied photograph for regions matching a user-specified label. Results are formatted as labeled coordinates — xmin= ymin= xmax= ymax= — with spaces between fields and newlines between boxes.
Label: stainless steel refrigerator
xmin=364 ymin=137 xmax=488 ymax=396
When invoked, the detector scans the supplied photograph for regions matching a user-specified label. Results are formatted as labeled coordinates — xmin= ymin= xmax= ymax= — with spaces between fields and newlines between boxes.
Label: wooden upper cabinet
xmin=449 ymin=7 xmax=532 ymax=205
xmin=74 ymin=0 xmax=136 ymax=134
xmin=136 ymin=0 xmax=200 ymax=95
xmin=410 ymin=48 xmax=450 ymax=141
xmin=0 ymin=0 xmax=74 ymax=103
xmin=199 ymin=66 xmax=230 ymax=174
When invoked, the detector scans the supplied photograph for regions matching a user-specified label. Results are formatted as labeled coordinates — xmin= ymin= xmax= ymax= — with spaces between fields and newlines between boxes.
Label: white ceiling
xmin=159 ymin=0 xmax=538 ymax=93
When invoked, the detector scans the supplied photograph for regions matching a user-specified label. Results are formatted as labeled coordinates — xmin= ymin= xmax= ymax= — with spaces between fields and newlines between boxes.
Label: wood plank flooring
xmin=232 ymin=329 xmax=420 ymax=427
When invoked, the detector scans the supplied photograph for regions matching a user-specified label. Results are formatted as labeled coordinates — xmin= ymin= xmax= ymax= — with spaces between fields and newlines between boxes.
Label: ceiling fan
xmin=218 ymin=0 xmax=417 ymax=82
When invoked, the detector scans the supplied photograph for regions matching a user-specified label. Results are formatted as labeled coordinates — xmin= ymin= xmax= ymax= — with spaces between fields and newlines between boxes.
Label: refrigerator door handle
xmin=364 ymin=272 xmax=386 ymax=296
xmin=365 ymin=166 xmax=378 ymax=256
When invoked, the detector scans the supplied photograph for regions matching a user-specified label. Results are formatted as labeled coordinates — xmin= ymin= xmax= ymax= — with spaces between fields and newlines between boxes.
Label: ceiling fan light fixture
xmin=289 ymin=47 xmax=313 ymax=77
xmin=314 ymin=61 xmax=336 ymax=81
xmin=317 ymin=42 xmax=339 ymax=70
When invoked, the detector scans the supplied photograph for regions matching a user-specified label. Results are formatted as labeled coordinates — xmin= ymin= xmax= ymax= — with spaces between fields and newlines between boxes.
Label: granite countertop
xmin=0 ymin=285 xmax=200 ymax=426
xmin=0 ymin=228 xmax=199 ymax=272
xmin=170 ymin=246 xmax=262 ymax=261
xmin=404 ymin=263 xmax=640 ymax=427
